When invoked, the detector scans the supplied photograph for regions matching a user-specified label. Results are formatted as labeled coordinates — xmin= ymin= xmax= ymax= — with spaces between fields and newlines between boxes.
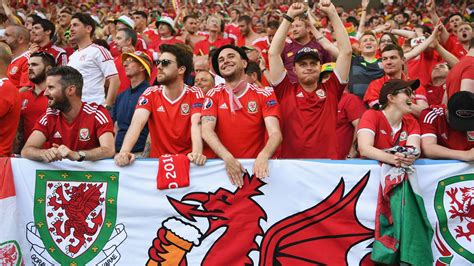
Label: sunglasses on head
xmin=393 ymin=87 xmax=413 ymax=97
xmin=156 ymin=59 xmax=175 ymax=67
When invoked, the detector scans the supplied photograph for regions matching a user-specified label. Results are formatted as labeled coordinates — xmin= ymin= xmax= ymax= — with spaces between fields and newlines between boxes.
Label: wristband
xmin=283 ymin=14 xmax=294 ymax=23
xmin=316 ymin=35 xmax=324 ymax=41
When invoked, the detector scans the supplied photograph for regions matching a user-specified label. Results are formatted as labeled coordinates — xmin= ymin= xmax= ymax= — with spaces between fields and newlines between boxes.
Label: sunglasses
xmin=393 ymin=87 xmax=414 ymax=97
xmin=156 ymin=59 xmax=176 ymax=67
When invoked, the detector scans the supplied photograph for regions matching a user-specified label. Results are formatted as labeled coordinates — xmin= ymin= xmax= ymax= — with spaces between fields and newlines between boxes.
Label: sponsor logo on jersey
xmin=296 ymin=92 xmax=304 ymax=98
xmin=203 ymin=98 xmax=213 ymax=110
xmin=138 ymin=96 xmax=148 ymax=106
xmin=53 ymin=131 xmax=62 ymax=138
xmin=10 ymin=66 xmax=18 ymax=74
xmin=79 ymin=128 xmax=90 ymax=141
xmin=157 ymin=106 xmax=165 ymax=112
xmin=380 ymin=130 xmax=387 ymax=135
xmin=266 ymin=99 xmax=277 ymax=107
xmin=219 ymin=103 xmax=228 ymax=109
xmin=286 ymin=52 xmax=294 ymax=58
xmin=248 ymin=101 xmax=258 ymax=113
xmin=315 ymin=89 xmax=326 ymax=98
xmin=181 ymin=103 xmax=190 ymax=115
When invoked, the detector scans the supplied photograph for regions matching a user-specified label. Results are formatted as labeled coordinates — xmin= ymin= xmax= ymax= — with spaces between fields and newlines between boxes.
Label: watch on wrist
xmin=77 ymin=151 xmax=86 ymax=162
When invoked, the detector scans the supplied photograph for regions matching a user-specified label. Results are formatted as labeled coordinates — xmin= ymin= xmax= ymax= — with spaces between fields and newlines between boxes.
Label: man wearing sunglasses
xmin=201 ymin=44 xmax=282 ymax=188
xmin=115 ymin=44 xmax=206 ymax=166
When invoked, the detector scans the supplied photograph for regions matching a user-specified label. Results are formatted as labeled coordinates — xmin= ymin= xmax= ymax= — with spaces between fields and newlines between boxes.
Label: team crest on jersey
xmin=203 ymin=98 xmax=213 ymax=110
xmin=399 ymin=131 xmax=408 ymax=141
xmin=79 ymin=128 xmax=90 ymax=141
xmin=467 ymin=131 xmax=474 ymax=142
xmin=248 ymin=101 xmax=258 ymax=113
xmin=10 ymin=66 xmax=18 ymax=74
xmin=315 ymin=89 xmax=326 ymax=98
xmin=138 ymin=96 xmax=148 ymax=106
xmin=181 ymin=103 xmax=190 ymax=115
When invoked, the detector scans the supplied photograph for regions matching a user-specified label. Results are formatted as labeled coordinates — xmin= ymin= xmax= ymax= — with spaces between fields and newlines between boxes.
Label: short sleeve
xmin=32 ymin=112 xmax=50 ymax=138
xmin=95 ymin=106 xmax=115 ymax=137
xmin=415 ymin=85 xmax=428 ymax=103
xmin=272 ymin=74 xmax=292 ymax=100
xmin=357 ymin=110 xmax=378 ymax=135
xmin=344 ymin=94 xmax=366 ymax=122
xmin=135 ymin=91 xmax=154 ymax=112
xmin=405 ymin=115 xmax=421 ymax=136
xmin=419 ymin=109 xmax=438 ymax=137
xmin=190 ymin=89 xmax=204 ymax=115
xmin=461 ymin=64 xmax=474 ymax=80
xmin=201 ymin=93 xmax=218 ymax=117
xmin=261 ymin=88 xmax=280 ymax=120
xmin=325 ymin=72 xmax=346 ymax=100
xmin=363 ymin=80 xmax=380 ymax=107
xmin=95 ymin=49 xmax=118 ymax=78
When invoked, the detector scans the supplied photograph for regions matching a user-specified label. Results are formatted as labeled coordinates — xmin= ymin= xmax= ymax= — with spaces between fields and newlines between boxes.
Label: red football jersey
xmin=406 ymin=50 xmax=442 ymax=87
xmin=0 ymin=78 xmax=20 ymax=156
xmin=136 ymin=85 xmax=204 ymax=158
xmin=33 ymin=103 xmax=114 ymax=151
xmin=443 ymin=34 xmax=467 ymax=59
xmin=357 ymin=109 xmax=421 ymax=151
xmin=425 ymin=83 xmax=445 ymax=106
xmin=336 ymin=92 xmax=367 ymax=159
xmin=201 ymin=83 xmax=280 ymax=158
xmin=445 ymin=55 xmax=474 ymax=100
xmin=39 ymin=42 xmax=68 ymax=66
xmin=364 ymin=74 xmax=428 ymax=107
xmin=420 ymin=105 xmax=474 ymax=151
xmin=252 ymin=37 xmax=270 ymax=69
xmin=20 ymin=89 xmax=48 ymax=141
xmin=7 ymin=51 xmax=33 ymax=89
xmin=273 ymin=72 xmax=345 ymax=159
xmin=193 ymin=37 xmax=233 ymax=55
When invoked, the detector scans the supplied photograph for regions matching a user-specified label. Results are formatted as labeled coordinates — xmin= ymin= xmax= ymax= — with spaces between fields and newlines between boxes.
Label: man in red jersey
xmin=114 ymin=44 xmax=206 ymax=166
xmin=0 ymin=43 xmax=20 ymax=157
xmin=4 ymin=24 xmax=32 ymax=91
xmin=444 ymin=38 xmax=474 ymax=101
xmin=420 ymin=91 xmax=474 ymax=161
xmin=201 ymin=44 xmax=282 ymax=187
xmin=252 ymin=20 xmax=280 ymax=69
xmin=193 ymin=15 xmax=233 ymax=56
xmin=237 ymin=15 xmax=262 ymax=47
xmin=17 ymin=52 xmax=56 ymax=150
xmin=148 ymin=17 xmax=183 ymax=61
xmin=30 ymin=18 xmax=68 ymax=66
xmin=364 ymin=44 xmax=428 ymax=117
xmin=21 ymin=66 xmax=115 ymax=162
xmin=267 ymin=1 xmax=352 ymax=159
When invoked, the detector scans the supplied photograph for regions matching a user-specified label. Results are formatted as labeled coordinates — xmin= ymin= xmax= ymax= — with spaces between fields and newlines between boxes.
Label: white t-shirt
xmin=68 ymin=43 xmax=118 ymax=104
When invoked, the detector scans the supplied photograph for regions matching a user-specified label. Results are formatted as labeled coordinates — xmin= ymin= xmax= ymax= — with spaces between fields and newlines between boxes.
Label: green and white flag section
xmin=1 ymin=158 xmax=473 ymax=265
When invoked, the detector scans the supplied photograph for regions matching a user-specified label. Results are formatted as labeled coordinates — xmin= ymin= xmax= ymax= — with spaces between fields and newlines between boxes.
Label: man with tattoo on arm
xmin=201 ymin=44 xmax=282 ymax=187
xmin=114 ymin=44 xmax=206 ymax=166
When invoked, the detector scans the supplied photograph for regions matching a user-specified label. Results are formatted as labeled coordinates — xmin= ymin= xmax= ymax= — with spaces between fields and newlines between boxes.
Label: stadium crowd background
xmin=0 ymin=0 xmax=473 ymax=179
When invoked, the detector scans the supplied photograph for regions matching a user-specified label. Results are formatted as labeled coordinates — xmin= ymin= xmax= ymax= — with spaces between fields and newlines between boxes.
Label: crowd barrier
xmin=1 ymin=158 xmax=473 ymax=265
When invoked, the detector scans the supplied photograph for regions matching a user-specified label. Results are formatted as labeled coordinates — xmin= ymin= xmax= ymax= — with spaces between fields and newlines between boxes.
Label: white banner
xmin=2 ymin=158 xmax=474 ymax=265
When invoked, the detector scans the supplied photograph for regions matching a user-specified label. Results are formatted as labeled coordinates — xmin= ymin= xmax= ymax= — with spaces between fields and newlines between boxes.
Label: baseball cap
xmin=378 ymin=79 xmax=420 ymax=106
xmin=122 ymin=51 xmax=153 ymax=77
xmin=447 ymin=91 xmax=474 ymax=131
xmin=115 ymin=15 xmax=135 ymax=29
xmin=212 ymin=44 xmax=249 ymax=76
xmin=241 ymin=45 xmax=256 ymax=51
xmin=155 ymin=16 xmax=176 ymax=35
xmin=294 ymin=47 xmax=321 ymax=64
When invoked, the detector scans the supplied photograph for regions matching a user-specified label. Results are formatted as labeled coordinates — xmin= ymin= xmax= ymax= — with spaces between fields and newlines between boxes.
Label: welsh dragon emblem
xmin=147 ymin=172 xmax=374 ymax=265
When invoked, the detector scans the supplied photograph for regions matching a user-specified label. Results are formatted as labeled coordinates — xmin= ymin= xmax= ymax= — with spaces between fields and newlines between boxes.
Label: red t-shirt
xmin=425 ymin=83 xmax=446 ymax=106
xmin=7 ymin=51 xmax=33 ymax=89
xmin=357 ymin=109 xmax=421 ymax=151
xmin=445 ymin=55 xmax=474 ymax=100
xmin=148 ymin=37 xmax=183 ymax=54
xmin=407 ymin=49 xmax=442 ymax=87
xmin=273 ymin=72 xmax=345 ymax=159
xmin=136 ymin=85 xmax=204 ymax=158
xmin=225 ymin=24 xmax=241 ymax=40
xmin=33 ymin=103 xmax=114 ymax=151
xmin=364 ymin=74 xmax=428 ymax=107
xmin=0 ymin=78 xmax=20 ymax=156
xmin=20 ymin=89 xmax=48 ymax=142
xmin=443 ymin=34 xmax=468 ymax=59
xmin=39 ymin=42 xmax=68 ymax=66
xmin=114 ymin=56 xmax=131 ymax=94
xmin=419 ymin=105 xmax=474 ymax=151
xmin=201 ymin=83 xmax=280 ymax=158
xmin=193 ymin=37 xmax=233 ymax=56
xmin=336 ymin=92 xmax=366 ymax=159
xmin=252 ymin=36 xmax=270 ymax=69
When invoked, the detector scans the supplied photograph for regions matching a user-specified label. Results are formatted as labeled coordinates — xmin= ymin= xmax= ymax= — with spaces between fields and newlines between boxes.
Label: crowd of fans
xmin=0 ymin=0 xmax=473 ymax=184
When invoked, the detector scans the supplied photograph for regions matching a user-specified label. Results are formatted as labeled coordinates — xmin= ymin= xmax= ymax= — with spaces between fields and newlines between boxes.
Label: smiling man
xmin=30 ymin=18 xmax=68 ymax=66
xmin=201 ymin=44 xmax=282 ymax=187
xmin=21 ymin=66 xmax=115 ymax=162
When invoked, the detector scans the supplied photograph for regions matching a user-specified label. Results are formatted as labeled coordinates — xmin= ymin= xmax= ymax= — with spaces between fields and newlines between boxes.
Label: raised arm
xmin=320 ymin=0 xmax=352 ymax=82
xmin=357 ymin=0 xmax=369 ymax=35
xmin=308 ymin=11 xmax=339 ymax=58
xmin=426 ymin=0 xmax=449 ymax=44
xmin=267 ymin=3 xmax=306 ymax=84
xmin=404 ymin=24 xmax=440 ymax=61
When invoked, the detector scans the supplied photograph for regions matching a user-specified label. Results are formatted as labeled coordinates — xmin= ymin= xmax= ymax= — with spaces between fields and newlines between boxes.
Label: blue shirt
xmin=112 ymin=80 xmax=150 ymax=152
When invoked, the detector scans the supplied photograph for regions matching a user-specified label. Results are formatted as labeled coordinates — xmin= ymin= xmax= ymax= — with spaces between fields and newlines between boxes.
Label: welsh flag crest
xmin=33 ymin=170 xmax=119 ymax=265
xmin=435 ymin=174 xmax=474 ymax=263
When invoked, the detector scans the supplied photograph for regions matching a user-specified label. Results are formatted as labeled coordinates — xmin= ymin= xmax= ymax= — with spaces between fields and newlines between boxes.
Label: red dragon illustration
xmin=446 ymin=187 xmax=474 ymax=241
xmin=48 ymin=183 xmax=104 ymax=255
xmin=0 ymin=243 xmax=20 ymax=265
xmin=149 ymin=172 xmax=375 ymax=265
